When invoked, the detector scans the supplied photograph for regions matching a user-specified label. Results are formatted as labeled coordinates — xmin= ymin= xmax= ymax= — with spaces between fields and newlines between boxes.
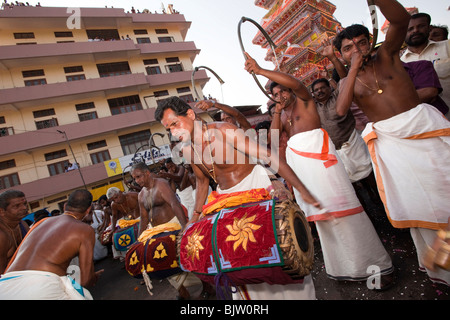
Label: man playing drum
xmin=244 ymin=48 xmax=394 ymax=288
xmin=105 ymin=187 xmax=140 ymax=260
xmin=155 ymin=96 xmax=319 ymax=300
xmin=130 ymin=161 xmax=214 ymax=300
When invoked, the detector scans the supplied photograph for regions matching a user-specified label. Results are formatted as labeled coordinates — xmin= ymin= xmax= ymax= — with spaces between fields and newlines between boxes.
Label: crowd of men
xmin=0 ymin=0 xmax=448 ymax=300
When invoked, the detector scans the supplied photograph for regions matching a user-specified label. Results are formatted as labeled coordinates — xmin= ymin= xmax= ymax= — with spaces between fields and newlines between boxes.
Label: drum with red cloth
xmin=178 ymin=198 xmax=314 ymax=286
xmin=125 ymin=230 xmax=182 ymax=279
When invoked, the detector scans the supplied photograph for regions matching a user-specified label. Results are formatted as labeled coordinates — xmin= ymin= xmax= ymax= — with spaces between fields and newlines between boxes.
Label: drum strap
xmin=214 ymin=272 xmax=238 ymax=300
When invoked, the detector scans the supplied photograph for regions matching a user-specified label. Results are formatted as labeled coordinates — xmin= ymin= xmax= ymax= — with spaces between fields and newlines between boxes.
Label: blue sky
xmin=35 ymin=0 xmax=449 ymax=111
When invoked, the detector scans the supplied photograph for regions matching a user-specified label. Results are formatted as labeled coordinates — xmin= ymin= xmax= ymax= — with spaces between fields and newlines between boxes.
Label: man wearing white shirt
xmin=401 ymin=13 xmax=450 ymax=119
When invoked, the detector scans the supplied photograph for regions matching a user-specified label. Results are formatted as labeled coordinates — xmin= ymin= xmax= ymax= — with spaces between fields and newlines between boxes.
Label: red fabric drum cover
xmin=179 ymin=199 xmax=303 ymax=286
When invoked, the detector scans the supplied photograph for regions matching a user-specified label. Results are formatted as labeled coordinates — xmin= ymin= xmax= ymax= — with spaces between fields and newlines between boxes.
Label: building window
xmin=146 ymin=66 xmax=162 ymax=75
xmin=86 ymin=29 xmax=120 ymax=41
xmin=0 ymin=116 xmax=5 ymax=124
xmin=24 ymin=79 xmax=47 ymax=86
xmin=166 ymin=63 xmax=183 ymax=73
xmin=14 ymin=32 xmax=35 ymax=39
xmin=154 ymin=90 xmax=169 ymax=97
xmin=134 ymin=29 xmax=148 ymax=35
xmin=0 ymin=173 xmax=20 ymax=189
xmin=143 ymin=58 xmax=158 ymax=65
xmin=0 ymin=127 xmax=14 ymax=137
xmin=177 ymin=87 xmax=191 ymax=94
xmin=66 ymin=74 xmax=86 ymax=81
xmin=90 ymin=150 xmax=111 ymax=164
xmin=48 ymin=160 xmax=70 ymax=176
xmin=64 ymin=66 xmax=83 ymax=73
xmin=179 ymin=94 xmax=195 ymax=103
xmin=45 ymin=149 xmax=67 ymax=161
xmin=87 ymin=140 xmax=107 ymax=150
xmin=166 ymin=57 xmax=180 ymax=63
xmin=108 ymin=95 xmax=143 ymax=115
xmin=155 ymin=29 xmax=169 ymax=34
xmin=119 ymin=130 xmax=151 ymax=155
xmin=97 ymin=62 xmax=131 ymax=78
xmin=35 ymin=118 xmax=58 ymax=130
xmin=0 ymin=159 xmax=16 ymax=170
xmin=22 ymin=69 xmax=45 ymax=78
xmin=75 ymin=102 xmax=95 ymax=111
xmin=158 ymin=36 xmax=174 ymax=43
xmin=137 ymin=37 xmax=151 ymax=44
xmin=55 ymin=31 xmax=73 ymax=37
xmin=78 ymin=111 xmax=98 ymax=122
xmin=33 ymin=109 xmax=55 ymax=118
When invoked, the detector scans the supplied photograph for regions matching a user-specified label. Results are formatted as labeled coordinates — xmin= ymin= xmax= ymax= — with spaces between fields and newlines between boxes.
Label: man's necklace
xmin=192 ymin=124 xmax=217 ymax=183
xmin=64 ymin=212 xmax=80 ymax=220
xmin=356 ymin=64 xmax=383 ymax=94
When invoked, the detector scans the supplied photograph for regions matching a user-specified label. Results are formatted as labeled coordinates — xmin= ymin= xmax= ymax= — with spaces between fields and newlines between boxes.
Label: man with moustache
xmin=311 ymin=78 xmax=374 ymax=185
xmin=0 ymin=190 xmax=29 ymax=274
xmin=401 ymin=12 xmax=450 ymax=118
xmin=155 ymin=96 xmax=319 ymax=300
xmin=334 ymin=1 xmax=450 ymax=286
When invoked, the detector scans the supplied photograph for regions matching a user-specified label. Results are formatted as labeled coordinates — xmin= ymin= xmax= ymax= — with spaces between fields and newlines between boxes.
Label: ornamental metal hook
xmin=237 ymin=16 xmax=279 ymax=103
xmin=191 ymin=66 xmax=225 ymax=102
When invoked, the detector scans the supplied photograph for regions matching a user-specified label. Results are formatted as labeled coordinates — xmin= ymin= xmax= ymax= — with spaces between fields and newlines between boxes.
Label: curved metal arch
xmin=237 ymin=16 xmax=279 ymax=103
xmin=191 ymin=66 xmax=225 ymax=102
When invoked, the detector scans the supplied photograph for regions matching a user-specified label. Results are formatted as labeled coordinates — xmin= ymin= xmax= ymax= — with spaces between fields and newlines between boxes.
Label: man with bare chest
xmin=334 ymin=0 xmax=450 ymax=286
xmin=106 ymin=188 xmax=140 ymax=259
xmin=245 ymin=49 xmax=393 ymax=286
xmin=0 ymin=190 xmax=29 ymax=274
xmin=130 ymin=161 xmax=187 ymax=235
xmin=106 ymin=187 xmax=139 ymax=228
xmin=155 ymin=96 xmax=319 ymax=300
xmin=131 ymin=161 xmax=214 ymax=300
xmin=0 ymin=189 xmax=102 ymax=299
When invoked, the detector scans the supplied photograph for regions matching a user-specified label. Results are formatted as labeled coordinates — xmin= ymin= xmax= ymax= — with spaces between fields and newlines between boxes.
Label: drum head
xmin=294 ymin=215 xmax=310 ymax=253
xmin=275 ymin=199 xmax=314 ymax=278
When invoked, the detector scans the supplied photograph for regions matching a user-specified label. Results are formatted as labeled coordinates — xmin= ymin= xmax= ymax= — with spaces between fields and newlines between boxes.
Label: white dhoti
xmin=362 ymin=104 xmax=450 ymax=285
xmin=336 ymin=129 xmax=373 ymax=183
xmin=176 ymin=186 xmax=195 ymax=219
xmin=216 ymin=164 xmax=316 ymax=300
xmin=286 ymin=129 xmax=392 ymax=280
xmin=362 ymin=103 xmax=450 ymax=230
xmin=0 ymin=270 xmax=93 ymax=300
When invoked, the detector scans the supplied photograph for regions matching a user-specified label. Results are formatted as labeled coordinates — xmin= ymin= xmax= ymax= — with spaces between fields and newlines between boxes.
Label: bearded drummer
xmin=130 ymin=161 xmax=214 ymax=300
xmin=155 ymin=96 xmax=319 ymax=300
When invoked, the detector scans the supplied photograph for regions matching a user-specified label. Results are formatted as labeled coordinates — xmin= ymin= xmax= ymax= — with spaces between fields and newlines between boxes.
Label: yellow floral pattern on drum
xmin=226 ymin=213 xmax=261 ymax=251
xmin=186 ymin=230 xmax=204 ymax=262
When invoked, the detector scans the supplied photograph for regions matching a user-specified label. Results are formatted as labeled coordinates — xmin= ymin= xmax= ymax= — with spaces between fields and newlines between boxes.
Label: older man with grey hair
xmin=105 ymin=187 xmax=140 ymax=260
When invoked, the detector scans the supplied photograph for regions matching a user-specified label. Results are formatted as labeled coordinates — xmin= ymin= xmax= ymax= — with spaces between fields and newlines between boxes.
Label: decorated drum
xmin=113 ymin=222 xmax=139 ymax=251
xmin=178 ymin=199 xmax=314 ymax=286
xmin=125 ymin=230 xmax=182 ymax=279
